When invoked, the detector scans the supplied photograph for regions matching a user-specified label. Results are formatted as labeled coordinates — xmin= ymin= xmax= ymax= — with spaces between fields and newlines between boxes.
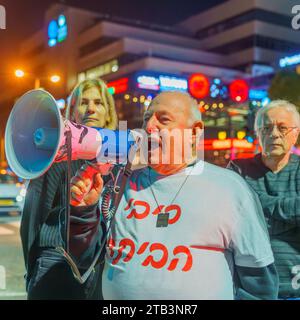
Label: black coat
xmin=20 ymin=160 xmax=85 ymax=277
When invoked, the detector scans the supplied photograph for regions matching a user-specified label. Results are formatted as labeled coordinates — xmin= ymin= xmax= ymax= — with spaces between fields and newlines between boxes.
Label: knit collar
xmin=254 ymin=152 xmax=299 ymax=172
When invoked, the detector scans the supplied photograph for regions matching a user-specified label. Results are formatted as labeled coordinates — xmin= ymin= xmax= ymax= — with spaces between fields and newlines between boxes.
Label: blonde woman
xmin=21 ymin=79 xmax=118 ymax=300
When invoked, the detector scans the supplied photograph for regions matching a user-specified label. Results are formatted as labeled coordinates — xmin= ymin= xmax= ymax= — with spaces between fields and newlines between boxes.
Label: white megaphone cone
xmin=5 ymin=89 xmax=142 ymax=180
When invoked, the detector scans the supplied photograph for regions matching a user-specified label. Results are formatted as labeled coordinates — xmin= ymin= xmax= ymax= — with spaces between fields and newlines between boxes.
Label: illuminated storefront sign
xmin=78 ymin=59 xmax=119 ymax=82
xmin=249 ymin=89 xmax=268 ymax=100
xmin=134 ymin=73 xmax=249 ymax=103
xmin=136 ymin=73 xmax=187 ymax=92
xmin=137 ymin=75 xmax=160 ymax=90
xmin=279 ymin=54 xmax=300 ymax=68
xmin=159 ymin=75 xmax=187 ymax=92
xmin=48 ymin=14 xmax=68 ymax=47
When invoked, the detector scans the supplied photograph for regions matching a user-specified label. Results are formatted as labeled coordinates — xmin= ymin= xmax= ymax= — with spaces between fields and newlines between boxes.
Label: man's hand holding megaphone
xmin=70 ymin=163 xmax=109 ymax=207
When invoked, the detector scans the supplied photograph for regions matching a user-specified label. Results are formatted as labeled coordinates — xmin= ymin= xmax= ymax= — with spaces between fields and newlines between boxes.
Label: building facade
xmin=2 ymin=0 xmax=300 ymax=166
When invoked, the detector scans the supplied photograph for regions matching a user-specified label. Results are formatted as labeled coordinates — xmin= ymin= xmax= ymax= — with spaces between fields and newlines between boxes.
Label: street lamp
xmin=15 ymin=69 xmax=25 ymax=78
xmin=50 ymin=75 xmax=61 ymax=83
xmin=14 ymin=69 xmax=61 ymax=89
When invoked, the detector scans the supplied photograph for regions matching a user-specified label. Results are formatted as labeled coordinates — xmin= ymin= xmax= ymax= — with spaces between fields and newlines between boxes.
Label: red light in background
xmin=228 ymin=110 xmax=239 ymax=116
xmin=107 ymin=77 xmax=129 ymax=94
xmin=229 ymin=79 xmax=249 ymax=103
xmin=188 ymin=74 xmax=210 ymax=99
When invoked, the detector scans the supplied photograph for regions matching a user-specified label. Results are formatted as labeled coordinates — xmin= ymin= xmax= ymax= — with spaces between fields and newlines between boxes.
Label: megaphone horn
xmin=5 ymin=89 xmax=141 ymax=180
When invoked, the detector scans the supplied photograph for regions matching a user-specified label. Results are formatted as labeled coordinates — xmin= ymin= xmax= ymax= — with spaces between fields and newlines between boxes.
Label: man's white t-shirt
xmin=101 ymin=160 xmax=274 ymax=300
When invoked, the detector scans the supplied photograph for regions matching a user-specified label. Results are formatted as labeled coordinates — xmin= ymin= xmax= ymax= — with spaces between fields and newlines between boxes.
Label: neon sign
xmin=137 ymin=76 xmax=160 ymax=90
xmin=136 ymin=73 xmax=187 ymax=92
xmin=229 ymin=79 xmax=249 ymax=103
xmin=136 ymin=72 xmax=249 ymax=103
xmin=107 ymin=78 xmax=129 ymax=95
xmin=249 ymin=89 xmax=268 ymax=100
xmin=279 ymin=54 xmax=300 ymax=68
xmin=159 ymin=75 xmax=187 ymax=92
xmin=188 ymin=74 xmax=210 ymax=99
xmin=48 ymin=14 xmax=68 ymax=47
xmin=212 ymin=139 xmax=253 ymax=150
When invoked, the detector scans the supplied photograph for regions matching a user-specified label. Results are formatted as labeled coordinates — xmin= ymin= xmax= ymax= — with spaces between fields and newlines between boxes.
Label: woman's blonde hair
xmin=66 ymin=79 xmax=118 ymax=130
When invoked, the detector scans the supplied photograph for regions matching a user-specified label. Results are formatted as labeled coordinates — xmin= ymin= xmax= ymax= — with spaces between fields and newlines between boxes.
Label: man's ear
xmin=192 ymin=120 xmax=204 ymax=139
xmin=190 ymin=121 xmax=204 ymax=159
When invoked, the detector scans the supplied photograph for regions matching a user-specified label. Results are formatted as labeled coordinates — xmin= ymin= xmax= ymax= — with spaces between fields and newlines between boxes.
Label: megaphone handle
xmin=64 ymin=131 xmax=100 ymax=252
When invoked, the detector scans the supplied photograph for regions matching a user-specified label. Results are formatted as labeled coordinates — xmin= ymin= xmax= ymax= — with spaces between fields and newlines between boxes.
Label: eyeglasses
xmin=258 ymin=125 xmax=298 ymax=136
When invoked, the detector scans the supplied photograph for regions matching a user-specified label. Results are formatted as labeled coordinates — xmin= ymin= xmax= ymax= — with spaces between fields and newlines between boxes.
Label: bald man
xmin=69 ymin=91 xmax=278 ymax=300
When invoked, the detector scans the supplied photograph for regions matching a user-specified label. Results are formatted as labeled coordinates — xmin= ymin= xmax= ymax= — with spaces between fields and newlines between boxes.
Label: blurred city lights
xmin=218 ymin=131 xmax=227 ymax=140
xmin=58 ymin=14 xmax=66 ymax=27
xmin=56 ymin=99 xmax=65 ymax=109
xmin=237 ymin=131 xmax=246 ymax=140
xmin=262 ymin=97 xmax=271 ymax=107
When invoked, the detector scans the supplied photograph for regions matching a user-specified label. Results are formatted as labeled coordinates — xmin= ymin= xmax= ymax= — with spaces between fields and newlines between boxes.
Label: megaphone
xmin=5 ymin=89 xmax=142 ymax=180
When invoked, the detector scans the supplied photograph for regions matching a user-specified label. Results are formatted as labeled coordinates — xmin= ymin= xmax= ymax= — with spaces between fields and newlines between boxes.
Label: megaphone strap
xmin=59 ymin=149 xmax=134 ymax=284
xmin=64 ymin=128 xmax=72 ymax=254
